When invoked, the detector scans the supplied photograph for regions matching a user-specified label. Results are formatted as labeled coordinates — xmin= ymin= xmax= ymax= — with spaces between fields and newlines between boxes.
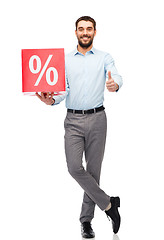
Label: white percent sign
xmin=29 ymin=55 xmax=58 ymax=86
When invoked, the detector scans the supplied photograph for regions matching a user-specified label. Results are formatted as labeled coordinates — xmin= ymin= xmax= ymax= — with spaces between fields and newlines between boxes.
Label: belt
xmin=67 ymin=106 xmax=105 ymax=114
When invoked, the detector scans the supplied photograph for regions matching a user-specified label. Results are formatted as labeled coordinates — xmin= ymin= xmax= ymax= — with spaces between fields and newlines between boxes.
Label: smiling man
xmin=36 ymin=16 xmax=123 ymax=238
xmin=76 ymin=20 xmax=95 ymax=50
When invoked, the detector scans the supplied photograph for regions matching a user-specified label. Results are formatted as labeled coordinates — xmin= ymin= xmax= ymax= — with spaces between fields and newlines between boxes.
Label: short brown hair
xmin=75 ymin=16 xmax=96 ymax=30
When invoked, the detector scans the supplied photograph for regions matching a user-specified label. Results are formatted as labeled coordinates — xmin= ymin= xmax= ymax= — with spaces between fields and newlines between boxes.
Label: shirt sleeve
xmin=104 ymin=53 xmax=123 ymax=89
xmin=52 ymin=70 xmax=70 ymax=105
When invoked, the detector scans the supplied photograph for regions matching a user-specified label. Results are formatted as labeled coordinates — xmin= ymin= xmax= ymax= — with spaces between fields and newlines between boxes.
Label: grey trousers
xmin=64 ymin=110 xmax=110 ymax=223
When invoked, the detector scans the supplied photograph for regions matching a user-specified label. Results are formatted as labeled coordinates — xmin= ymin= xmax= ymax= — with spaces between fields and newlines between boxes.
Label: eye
xmin=87 ymin=27 xmax=93 ymax=31
xmin=78 ymin=27 xmax=84 ymax=32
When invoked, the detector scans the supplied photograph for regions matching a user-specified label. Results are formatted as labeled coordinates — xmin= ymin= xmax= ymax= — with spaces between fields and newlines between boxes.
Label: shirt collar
xmin=73 ymin=46 xmax=96 ymax=56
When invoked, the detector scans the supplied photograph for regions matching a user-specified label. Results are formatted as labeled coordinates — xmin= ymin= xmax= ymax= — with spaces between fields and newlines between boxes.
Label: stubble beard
xmin=78 ymin=35 xmax=94 ymax=49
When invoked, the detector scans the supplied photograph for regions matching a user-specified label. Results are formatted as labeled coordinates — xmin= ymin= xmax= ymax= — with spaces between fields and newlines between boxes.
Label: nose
xmin=83 ymin=29 xmax=87 ymax=34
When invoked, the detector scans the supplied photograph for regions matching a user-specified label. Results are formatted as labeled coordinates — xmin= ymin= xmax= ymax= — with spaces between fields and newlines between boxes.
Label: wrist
xmin=115 ymin=84 xmax=119 ymax=92
xmin=51 ymin=98 xmax=55 ymax=105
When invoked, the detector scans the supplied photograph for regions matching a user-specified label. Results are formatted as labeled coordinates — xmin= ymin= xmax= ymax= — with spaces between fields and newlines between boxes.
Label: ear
xmin=75 ymin=30 xmax=77 ymax=37
xmin=94 ymin=29 xmax=97 ymax=37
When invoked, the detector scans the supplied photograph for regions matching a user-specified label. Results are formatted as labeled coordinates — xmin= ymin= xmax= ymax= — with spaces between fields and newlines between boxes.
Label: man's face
xmin=75 ymin=20 xmax=96 ymax=49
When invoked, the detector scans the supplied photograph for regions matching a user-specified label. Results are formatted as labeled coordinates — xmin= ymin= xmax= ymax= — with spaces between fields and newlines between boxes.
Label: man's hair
xmin=75 ymin=16 xmax=96 ymax=30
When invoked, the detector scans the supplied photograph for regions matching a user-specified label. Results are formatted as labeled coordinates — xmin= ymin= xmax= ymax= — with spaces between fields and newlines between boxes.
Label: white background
xmin=0 ymin=0 xmax=164 ymax=239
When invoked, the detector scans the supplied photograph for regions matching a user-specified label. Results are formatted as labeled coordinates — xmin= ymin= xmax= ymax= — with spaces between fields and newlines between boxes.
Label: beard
xmin=78 ymin=34 xmax=94 ymax=49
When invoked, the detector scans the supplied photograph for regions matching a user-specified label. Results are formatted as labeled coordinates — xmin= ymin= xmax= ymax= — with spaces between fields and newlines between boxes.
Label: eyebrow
xmin=78 ymin=26 xmax=93 ymax=30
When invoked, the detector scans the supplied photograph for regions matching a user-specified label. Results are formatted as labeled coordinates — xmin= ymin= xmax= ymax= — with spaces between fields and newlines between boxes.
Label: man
xmin=36 ymin=16 xmax=123 ymax=238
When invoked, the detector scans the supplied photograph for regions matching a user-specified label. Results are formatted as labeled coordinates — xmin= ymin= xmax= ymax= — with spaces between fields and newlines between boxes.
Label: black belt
xmin=67 ymin=106 xmax=105 ymax=114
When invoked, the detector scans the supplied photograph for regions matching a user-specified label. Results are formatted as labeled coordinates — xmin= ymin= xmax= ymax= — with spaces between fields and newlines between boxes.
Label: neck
xmin=77 ymin=44 xmax=93 ymax=55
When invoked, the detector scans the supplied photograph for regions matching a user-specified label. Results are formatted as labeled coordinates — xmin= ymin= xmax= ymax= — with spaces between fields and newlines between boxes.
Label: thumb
xmin=108 ymin=71 xmax=112 ymax=79
xmin=51 ymin=92 xmax=54 ymax=98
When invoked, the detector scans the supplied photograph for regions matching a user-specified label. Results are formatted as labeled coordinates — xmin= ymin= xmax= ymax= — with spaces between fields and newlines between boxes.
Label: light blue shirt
xmin=53 ymin=47 xmax=123 ymax=110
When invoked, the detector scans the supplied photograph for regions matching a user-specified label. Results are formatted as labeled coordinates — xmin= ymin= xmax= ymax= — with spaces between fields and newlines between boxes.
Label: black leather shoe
xmin=105 ymin=196 xmax=121 ymax=234
xmin=81 ymin=222 xmax=95 ymax=239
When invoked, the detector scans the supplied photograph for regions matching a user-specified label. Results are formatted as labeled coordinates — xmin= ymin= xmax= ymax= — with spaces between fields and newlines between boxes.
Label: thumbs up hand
xmin=106 ymin=71 xmax=119 ymax=92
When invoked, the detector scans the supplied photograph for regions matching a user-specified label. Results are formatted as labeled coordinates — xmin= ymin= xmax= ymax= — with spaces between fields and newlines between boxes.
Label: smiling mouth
xmin=81 ymin=37 xmax=90 ymax=41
